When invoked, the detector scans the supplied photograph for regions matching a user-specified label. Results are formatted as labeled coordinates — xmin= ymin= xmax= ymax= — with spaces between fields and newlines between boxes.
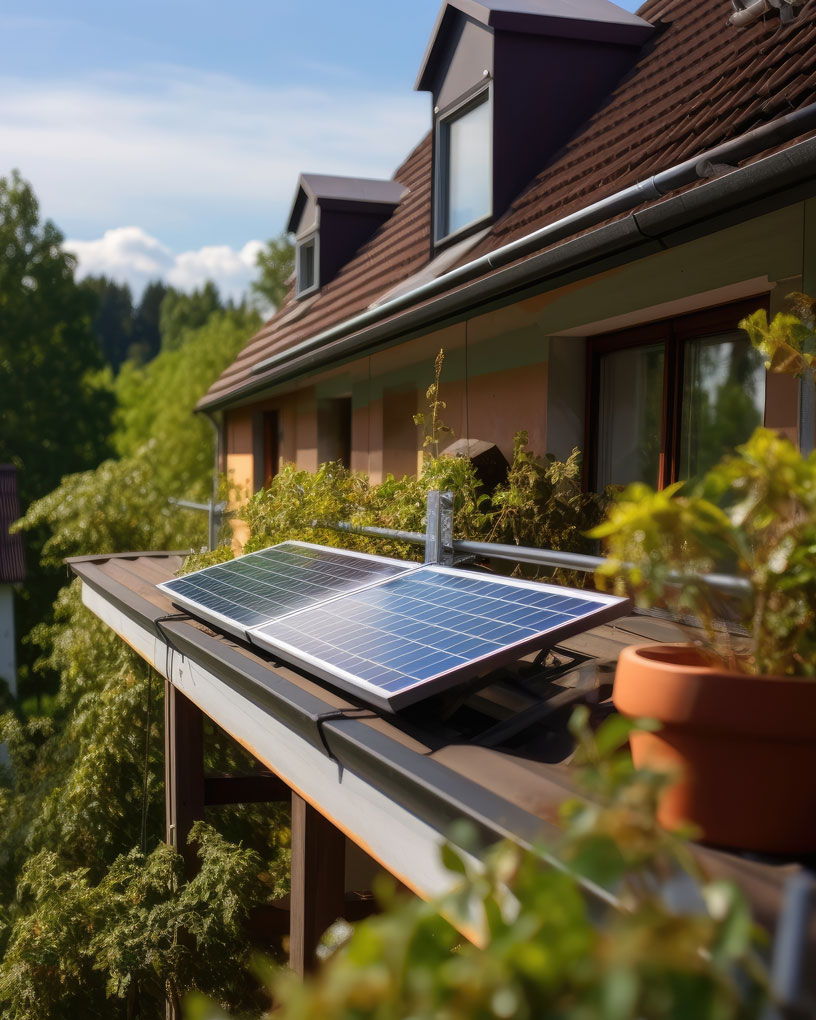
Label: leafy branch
xmin=413 ymin=348 xmax=454 ymax=458
xmin=739 ymin=292 xmax=816 ymax=385
xmin=187 ymin=710 xmax=768 ymax=1020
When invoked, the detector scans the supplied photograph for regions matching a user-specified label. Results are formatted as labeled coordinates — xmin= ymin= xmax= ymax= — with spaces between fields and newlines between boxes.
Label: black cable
xmin=154 ymin=611 xmax=191 ymax=683
xmin=315 ymin=708 xmax=377 ymax=760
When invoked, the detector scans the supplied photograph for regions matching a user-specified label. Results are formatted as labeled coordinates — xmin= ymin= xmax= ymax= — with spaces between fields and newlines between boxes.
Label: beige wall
xmin=225 ymin=314 xmax=549 ymax=488
xmin=225 ymin=406 xmax=254 ymax=499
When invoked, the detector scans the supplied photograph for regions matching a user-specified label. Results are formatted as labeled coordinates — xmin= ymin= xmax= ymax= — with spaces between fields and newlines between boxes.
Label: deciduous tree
xmin=0 ymin=170 xmax=115 ymax=704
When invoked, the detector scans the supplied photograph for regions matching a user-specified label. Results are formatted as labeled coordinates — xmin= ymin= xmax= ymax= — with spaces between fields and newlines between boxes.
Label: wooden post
xmin=164 ymin=681 xmax=205 ymax=876
xmin=289 ymin=793 xmax=346 ymax=975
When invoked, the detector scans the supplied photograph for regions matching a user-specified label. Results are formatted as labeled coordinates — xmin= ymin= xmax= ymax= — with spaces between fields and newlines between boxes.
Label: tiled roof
xmin=200 ymin=0 xmax=816 ymax=410
xmin=203 ymin=133 xmax=433 ymax=406
xmin=464 ymin=0 xmax=816 ymax=255
xmin=0 ymin=465 xmax=25 ymax=584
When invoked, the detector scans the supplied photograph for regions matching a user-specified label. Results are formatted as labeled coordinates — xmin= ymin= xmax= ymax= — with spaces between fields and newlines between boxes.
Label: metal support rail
xmin=168 ymin=497 xmax=227 ymax=552
xmin=313 ymin=517 xmax=752 ymax=597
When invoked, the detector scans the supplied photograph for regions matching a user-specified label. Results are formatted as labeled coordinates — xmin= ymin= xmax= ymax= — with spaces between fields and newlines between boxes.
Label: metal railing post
xmin=424 ymin=491 xmax=454 ymax=566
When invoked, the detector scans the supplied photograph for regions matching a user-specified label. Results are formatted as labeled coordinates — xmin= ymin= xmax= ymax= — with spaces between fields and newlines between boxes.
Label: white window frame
xmin=296 ymin=233 xmax=319 ymax=298
xmin=434 ymin=84 xmax=493 ymax=246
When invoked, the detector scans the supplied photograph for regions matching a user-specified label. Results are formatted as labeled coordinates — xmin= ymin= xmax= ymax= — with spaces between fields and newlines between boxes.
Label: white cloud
xmin=68 ymin=226 xmax=172 ymax=279
xmin=0 ymin=65 xmax=428 ymax=247
xmin=167 ymin=240 xmax=264 ymax=296
xmin=66 ymin=227 xmax=265 ymax=302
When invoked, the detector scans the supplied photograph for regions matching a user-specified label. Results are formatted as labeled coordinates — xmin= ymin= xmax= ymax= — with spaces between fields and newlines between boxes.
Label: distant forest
xmin=0 ymin=168 xmax=293 ymax=710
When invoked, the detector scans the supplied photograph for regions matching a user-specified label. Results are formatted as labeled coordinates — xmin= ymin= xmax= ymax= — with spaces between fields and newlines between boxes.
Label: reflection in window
xmin=297 ymin=238 xmax=316 ymax=296
xmin=438 ymin=92 xmax=492 ymax=240
xmin=596 ymin=343 xmax=664 ymax=489
xmin=678 ymin=332 xmax=765 ymax=480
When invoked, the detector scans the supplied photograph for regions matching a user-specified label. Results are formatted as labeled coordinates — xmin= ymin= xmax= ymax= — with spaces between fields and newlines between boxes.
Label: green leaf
xmin=594 ymin=714 xmax=637 ymax=757
xmin=441 ymin=842 xmax=468 ymax=876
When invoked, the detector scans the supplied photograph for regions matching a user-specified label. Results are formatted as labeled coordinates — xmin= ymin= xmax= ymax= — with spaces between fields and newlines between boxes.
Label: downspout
xmin=200 ymin=410 xmax=222 ymax=551
xmin=249 ymin=101 xmax=816 ymax=380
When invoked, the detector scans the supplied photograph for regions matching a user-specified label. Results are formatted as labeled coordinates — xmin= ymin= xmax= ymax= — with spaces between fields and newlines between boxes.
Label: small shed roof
xmin=0 ymin=465 xmax=25 ymax=584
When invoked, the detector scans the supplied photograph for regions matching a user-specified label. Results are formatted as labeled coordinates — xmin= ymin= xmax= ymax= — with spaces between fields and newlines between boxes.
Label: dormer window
xmin=287 ymin=173 xmax=408 ymax=299
xmin=435 ymin=87 xmax=492 ymax=243
xmin=296 ymin=235 xmax=318 ymax=297
xmin=416 ymin=0 xmax=653 ymax=254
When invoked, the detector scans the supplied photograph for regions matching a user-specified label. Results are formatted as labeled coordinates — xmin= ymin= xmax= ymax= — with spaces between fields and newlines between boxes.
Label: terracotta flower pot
xmin=613 ymin=643 xmax=816 ymax=855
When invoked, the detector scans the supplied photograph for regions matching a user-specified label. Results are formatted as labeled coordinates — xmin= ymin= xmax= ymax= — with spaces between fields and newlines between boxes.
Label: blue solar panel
xmin=250 ymin=566 xmax=631 ymax=710
xmin=157 ymin=541 xmax=417 ymax=639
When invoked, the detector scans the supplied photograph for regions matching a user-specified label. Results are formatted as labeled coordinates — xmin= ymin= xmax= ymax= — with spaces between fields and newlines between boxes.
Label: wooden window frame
xmin=585 ymin=295 xmax=769 ymax=491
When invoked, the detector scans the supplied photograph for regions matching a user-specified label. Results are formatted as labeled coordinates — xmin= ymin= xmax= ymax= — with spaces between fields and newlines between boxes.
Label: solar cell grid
xmin=157 ymin=541 xmax=416 ymax=639
xmin=251 ymin=565 xmax=631 ymax=710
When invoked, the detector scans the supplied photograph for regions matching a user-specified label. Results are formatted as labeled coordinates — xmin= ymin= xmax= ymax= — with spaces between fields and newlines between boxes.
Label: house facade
xmin=69 ymin=0 xmax=816 ymax=995
xmin=199 ymin=0 xmax=816 ymax=510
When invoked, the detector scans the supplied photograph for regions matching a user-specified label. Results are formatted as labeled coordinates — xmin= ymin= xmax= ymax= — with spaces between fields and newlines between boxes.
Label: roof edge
xmin=197 ymin=125 xmax=816 ymax=414
xmin=415 ymin=0 xmax=653 ymax=91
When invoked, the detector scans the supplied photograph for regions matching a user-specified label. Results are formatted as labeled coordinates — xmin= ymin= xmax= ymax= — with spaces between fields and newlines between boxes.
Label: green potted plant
xmin=590 ymin=294 xmax=816 ymax=854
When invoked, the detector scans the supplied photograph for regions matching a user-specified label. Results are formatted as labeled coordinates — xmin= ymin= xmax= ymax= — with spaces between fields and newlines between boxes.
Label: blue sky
xmin=0 ymin=0 xmax=640 ymax=299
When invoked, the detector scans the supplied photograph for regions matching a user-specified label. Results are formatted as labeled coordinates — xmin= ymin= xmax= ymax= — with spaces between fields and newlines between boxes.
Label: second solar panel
xmin=250 ymin=566 xmax=631 ymax=710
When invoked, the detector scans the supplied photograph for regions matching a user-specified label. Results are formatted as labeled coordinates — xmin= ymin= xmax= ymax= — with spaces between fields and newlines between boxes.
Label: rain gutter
xmin=198 ymin=103 xmax=816 ymax=413
xmin=200 ymin=409 xmax=222 ymax=550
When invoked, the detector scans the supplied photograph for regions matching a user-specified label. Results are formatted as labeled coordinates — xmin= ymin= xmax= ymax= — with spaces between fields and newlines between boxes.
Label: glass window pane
xmin=678 ymin=331 xmax=765 ymax=480
xmin=596 ymin=343 xmax=665 ymax=489
xmin=298 ymin=241 xmax=315 ymax=293
xmin=446 ymin=96 xmax=491 ymax=236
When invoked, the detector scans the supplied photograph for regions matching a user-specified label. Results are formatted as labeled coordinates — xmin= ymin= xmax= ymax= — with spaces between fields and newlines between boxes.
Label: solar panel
xmin=157 ymin=541 xmax=417 ymax=640
xmin=250 ymin=565 xmax=631 ymax=711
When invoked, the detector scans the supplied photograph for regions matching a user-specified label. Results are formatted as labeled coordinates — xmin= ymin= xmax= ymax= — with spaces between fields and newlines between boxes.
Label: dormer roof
xmin=287 ymin=174 xmax=409 ymax=236
xmin=416 ymin=0 xmax=653 ymax=91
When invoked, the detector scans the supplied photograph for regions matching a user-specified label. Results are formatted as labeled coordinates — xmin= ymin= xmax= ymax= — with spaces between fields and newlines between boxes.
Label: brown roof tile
xmin=200 ymin=0 xmax=816 ymax=410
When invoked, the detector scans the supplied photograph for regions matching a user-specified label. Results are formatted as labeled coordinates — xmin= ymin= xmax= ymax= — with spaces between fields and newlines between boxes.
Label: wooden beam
xmin=247 ymin=892 xmax=378 ymax=946
xmin=289 ymin=793 xmax=346 ymax=975
xmin=164 ymin=681 xmax=205 ymax=877
xmin=204 ymin=772 xmax=290 ymax=806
